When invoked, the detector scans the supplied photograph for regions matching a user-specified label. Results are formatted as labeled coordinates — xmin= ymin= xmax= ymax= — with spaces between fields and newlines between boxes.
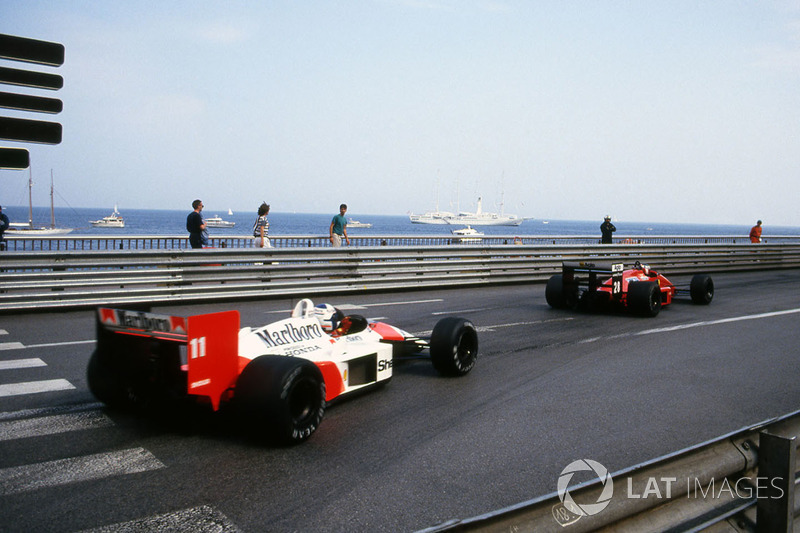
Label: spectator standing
xmin=329 ymin=204 xmax=350 ymax=247
xmin=600 ymin=215 xmax=616 ymax=244
xmin=186 ymin=199 xmax=208 ymax=249
xmin=749 ymin=220 xmax=763 ymax=243
xmin=253 ymin=202 xmax=272 ymax=248
xmin=0 ymin=205 xmax=9 ymax=251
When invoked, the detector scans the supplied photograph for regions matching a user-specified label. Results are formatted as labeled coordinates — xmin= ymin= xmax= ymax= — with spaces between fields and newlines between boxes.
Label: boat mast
xmin=27 ymin=167 xmax=34 ymax=228
xmin=50 ymin=169 xmax=56 ymax=229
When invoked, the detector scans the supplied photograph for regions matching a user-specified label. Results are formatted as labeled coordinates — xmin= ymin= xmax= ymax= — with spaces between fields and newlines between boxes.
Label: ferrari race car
xmin=545 ymin=261 xmax=714 ymax=317
xmin=87 ymin=299 xmax=478 ymax=444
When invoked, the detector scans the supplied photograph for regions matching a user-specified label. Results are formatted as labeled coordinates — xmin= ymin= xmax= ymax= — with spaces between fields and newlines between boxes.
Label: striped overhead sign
xmin=0 ymin=34 xmax=65 ymax=170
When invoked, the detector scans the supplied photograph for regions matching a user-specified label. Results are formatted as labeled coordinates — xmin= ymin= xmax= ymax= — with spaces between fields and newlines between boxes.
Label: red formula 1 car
xmin=545 ymin=261 xmax=714 ymax=317
xmin=87 ymin=299 xmax=478 ymax=444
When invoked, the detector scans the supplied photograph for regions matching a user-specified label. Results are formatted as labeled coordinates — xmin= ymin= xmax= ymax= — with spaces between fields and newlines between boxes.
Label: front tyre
xmin=430 ymin=317 xmax=479 ymax=376
xmin=690 ymin=274 xmax=714 ymax=305
xmin=235 ymin=355 xmax=326 ymax=445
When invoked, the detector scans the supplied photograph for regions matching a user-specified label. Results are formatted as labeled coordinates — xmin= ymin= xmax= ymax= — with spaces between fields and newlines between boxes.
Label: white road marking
xmin=24 ymin=339 xmax=95 ymax=349
xmin=578 ymin=307 xmax=800 ymax=345
xmin=0 ymin=411 xmax=114 ymax=442
xmin=267 ymin=298 xmax=445 ymax=314
xmin=0 ymin=339 xmax=95 ymax=351
xmin=0 ymin=358 xmax=47 ymax=370
xmin=0 ymin=447 xmax=166 ymax=495
xmin=81 ymin=505 xmax=241 ymax=533
xmin=0 ymin=329 xmax=8 ymax=335
xmin=363 ymin=298 xmax=444 ymax=307
xmin=0 ymin=342 xmax=25 ymax=351
xmin=0 ymin=379 xmax=75 ymax=398
xmin=634 ymin=307 xmax=800 ymax=336
xmin=431 ymin=307 xmax=492 ymax=315
xmin=0 ymin=403 xmax=105 ymax=421
xmin=414 ymin=317 xmax=574 ymax=337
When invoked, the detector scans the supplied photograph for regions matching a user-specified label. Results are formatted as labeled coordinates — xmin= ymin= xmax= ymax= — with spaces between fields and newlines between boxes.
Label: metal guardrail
xmin=1 ymin=240 xmax=799 ymax=312
xmin=421 ymin=409 xmax=800 ymax=532
xmin=4 ymin=233 xmax=800 ymax=251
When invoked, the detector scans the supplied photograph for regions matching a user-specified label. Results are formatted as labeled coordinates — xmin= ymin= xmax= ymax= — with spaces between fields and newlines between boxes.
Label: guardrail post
xmin=756 ymin=431 xmax=796 ymax=532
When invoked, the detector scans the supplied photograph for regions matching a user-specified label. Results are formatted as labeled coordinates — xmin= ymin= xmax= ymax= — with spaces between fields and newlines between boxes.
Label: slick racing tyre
xmin=545 ymin=274 xmax=578 ymax=309
xmin=628 ymin=281 xmax=662 ymax=317
xmin=430 ymin=317 xmax=479 ymax=376
xmin=87 ymin=349 xmax=128 ymax=408
xmin=690 ymin=274 xmax=714 ymax=305
xmin=235 ymin=355 xmax=326 ymax=445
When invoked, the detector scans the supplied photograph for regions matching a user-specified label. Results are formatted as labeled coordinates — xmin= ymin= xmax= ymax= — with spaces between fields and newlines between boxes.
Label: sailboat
xmin=443 ymin=196 xmax=523 ymax=226
xmin=408 ymin=175 xmax=455 ymax=224
xmin=7 ymin=169 xmax=73 ymax=236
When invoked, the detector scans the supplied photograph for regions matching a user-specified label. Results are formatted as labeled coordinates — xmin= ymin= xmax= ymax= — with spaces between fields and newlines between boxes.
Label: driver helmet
xmin=314 ymin=303 xmax=343 ymax=333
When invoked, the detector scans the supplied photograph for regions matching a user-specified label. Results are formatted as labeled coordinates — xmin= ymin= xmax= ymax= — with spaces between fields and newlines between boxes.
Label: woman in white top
xmin=253 ymin=202 xmax=271 ymax=248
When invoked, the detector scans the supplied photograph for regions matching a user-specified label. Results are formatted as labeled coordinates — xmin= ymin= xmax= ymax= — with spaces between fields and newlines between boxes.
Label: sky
xmin=1 ymin=1 xmax=799 ymax=226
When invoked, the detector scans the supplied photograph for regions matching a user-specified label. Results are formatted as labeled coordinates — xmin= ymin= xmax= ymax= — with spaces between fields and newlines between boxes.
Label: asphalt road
xmin=1 ymin=269 xmax=799 ymax=532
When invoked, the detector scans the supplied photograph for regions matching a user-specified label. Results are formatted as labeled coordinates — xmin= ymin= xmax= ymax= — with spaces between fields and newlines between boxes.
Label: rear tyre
xmin=235 ymin=355 xmax=326 ymax=445
xmin=430 ymin=317 xmax=479 ymax=376
xmin=546 ymin=274 xmax=577 ymax=309
xmin=87 ymin=349 xmax=127 ymax=408
xmin=628 ymin=281 xmax=662 ymax=317
xmin=690 ymin=274 xmax=714 ymax=305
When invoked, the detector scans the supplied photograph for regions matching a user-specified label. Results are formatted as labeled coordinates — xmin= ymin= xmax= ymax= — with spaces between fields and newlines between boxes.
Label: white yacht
xmin=443 ymin=197 xmax=523 ymax=226
xmin=90 ymin=206 xmax=125 ymax=228
xmin=205 ymin=215 xmax=235 ymax=228
xmin=450 ymin=226 xmax=484 ymax=243
xmin=347 ymin=219 xmax=372 ymax=228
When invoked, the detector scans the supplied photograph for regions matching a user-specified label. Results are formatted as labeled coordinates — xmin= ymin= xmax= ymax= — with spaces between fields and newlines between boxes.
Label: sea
xmin=3 ymin=205 xmax=800 ymax=238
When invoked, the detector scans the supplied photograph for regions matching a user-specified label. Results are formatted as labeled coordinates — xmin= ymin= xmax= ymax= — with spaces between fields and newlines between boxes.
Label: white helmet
xmin=314 ymin=303 xmax=343 ymax=333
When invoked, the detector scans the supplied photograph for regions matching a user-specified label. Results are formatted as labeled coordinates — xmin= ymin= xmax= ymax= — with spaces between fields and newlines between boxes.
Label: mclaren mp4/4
xmin=87 ymin=299 xmax=478 ymax=444
xmin=545 ymin=261 xmax=714 ymax=317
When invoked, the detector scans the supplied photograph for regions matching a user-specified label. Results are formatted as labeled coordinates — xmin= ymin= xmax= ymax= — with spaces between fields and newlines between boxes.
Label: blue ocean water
xmin=2 ymin=205 xmax=799 ymax=238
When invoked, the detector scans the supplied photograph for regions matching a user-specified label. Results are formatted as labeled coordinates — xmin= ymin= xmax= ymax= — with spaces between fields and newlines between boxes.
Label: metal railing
xmin=421 ymin=409 xmax=800 ymax=532
xmin=2 ymin=240 xmax=799 ymax=312
xmin=4 ymin=233 xmax=800 ymax=251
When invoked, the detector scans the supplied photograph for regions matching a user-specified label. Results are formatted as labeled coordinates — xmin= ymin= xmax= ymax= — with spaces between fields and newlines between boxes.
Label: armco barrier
xmin=421 ymin=409 xmax=800 ymax=532
xmin=1 ymin=240 xmax=799 ymax=312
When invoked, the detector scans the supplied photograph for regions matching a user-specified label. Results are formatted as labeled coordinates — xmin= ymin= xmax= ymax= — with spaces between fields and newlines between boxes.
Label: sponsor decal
xmin=255 ymin=320 xmax=324 ymax=349
xmin=189 ymin=379 xmax=211 ymax=389
xmin=101 ymin=308 xmax=186 ymax=334
xmin=281 ymin=345 xmax=323 ymax=357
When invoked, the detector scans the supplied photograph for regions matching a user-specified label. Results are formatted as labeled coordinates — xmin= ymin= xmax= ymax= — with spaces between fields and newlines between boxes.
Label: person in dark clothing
xmin=186 ymin=199 xmax=208 ymax=249
xmin=600 ymin=215 xmax=616 ymax=244
xmin=0 ymin=205 xmax=9 ymax=251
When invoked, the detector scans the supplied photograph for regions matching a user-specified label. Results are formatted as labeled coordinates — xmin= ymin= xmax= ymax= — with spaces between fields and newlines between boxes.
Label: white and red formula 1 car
xmin=87 ymin=299 xmax=478 ymax=444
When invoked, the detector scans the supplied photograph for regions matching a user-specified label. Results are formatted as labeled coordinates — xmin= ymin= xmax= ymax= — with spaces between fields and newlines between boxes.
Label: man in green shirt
xmin=329 ymin=204 xmax=350 ymax=247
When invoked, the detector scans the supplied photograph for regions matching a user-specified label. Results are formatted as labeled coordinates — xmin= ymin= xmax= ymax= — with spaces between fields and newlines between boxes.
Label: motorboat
xmin=347 ymin=219 xmax=372 ymax=228
xmin=90 ymin=206 xmax=125 ymax=228
xmin=205 ymin=215 xmax=235 ymax=228
xmin=450 ymin=226 xmax=484 ymax=243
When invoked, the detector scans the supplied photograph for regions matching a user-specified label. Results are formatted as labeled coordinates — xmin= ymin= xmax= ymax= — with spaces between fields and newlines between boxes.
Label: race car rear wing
xmin=561 ymin=261 xmax=624 ymax=296
xmin=95 ymin=307 xmax=240 ymax=410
